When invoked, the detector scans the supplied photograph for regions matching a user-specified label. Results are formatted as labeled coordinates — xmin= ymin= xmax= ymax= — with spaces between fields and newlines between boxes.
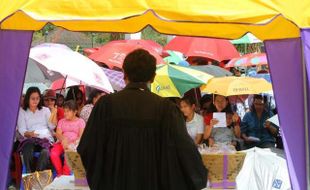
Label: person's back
xmin=78 ymin=49 xmax=207 ymax=190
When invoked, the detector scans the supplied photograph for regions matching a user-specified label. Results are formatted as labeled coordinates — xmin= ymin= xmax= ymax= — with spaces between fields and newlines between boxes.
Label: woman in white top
xmin=17 ymin=87 xmax=55 ymax=173
xmin=180 ymin=97 xmax=204 ymax=145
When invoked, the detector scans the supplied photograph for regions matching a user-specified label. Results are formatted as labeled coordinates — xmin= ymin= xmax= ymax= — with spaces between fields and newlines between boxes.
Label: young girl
xmin=50 ymin=100 xmax=85 ymax=176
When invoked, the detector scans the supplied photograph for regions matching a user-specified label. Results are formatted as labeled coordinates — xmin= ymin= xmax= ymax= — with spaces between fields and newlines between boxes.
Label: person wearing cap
xmin=43 ymin=89 xmax=64 ymax=126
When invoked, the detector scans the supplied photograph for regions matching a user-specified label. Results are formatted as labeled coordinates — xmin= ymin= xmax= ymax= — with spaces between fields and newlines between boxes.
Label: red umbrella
xmin=225 ymin=53 xmax=267 ymax=68
xmin=164 ymin=36 xmax=239 ymax=62
xmin=108 ymin=40 xmax=164 ymax=55
xmin=83 ymin=47 xmax=99 ymax=56
xmin=89 ymin=42 xmax=165 ymax=69
xmin=50 ymin=78 xmax=82 ymax=90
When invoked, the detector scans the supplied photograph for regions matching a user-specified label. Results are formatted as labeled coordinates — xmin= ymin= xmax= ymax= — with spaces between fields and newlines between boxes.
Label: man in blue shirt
xmin=241 ymin=95 xmax=278 ymax=149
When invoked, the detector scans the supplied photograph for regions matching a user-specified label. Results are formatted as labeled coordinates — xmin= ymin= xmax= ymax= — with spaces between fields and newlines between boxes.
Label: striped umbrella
xmin=225 ymin=53 xmax=267 ymax=68
xmin=151 ymin=64 xmax=213 ymax=97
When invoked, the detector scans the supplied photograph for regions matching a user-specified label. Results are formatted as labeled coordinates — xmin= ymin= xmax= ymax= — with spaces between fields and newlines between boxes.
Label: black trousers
xmin=21 ymin=142 xmax=49 ymax=173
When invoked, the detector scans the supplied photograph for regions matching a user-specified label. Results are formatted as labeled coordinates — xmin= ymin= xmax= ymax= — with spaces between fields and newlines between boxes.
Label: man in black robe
xmin=77 ymin=49 xmax=207 ymax=190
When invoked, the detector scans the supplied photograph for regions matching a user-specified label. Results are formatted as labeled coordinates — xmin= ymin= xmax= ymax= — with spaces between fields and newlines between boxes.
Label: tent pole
xmin=301 ymin=43 xmax=310 ymax=190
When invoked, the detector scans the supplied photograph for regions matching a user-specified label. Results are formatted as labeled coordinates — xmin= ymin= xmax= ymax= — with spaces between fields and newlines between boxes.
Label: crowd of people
xmin=181 ymin=93 xmax=279 ymax=150
xmin=13 ymin=86 xmax=105 ymax=177
xmin=8 ymin=49 xmax=279 ymax=190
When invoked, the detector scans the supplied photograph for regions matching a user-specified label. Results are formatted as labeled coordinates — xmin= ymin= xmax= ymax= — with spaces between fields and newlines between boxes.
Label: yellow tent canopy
xmin=1 ymin=0 xmax=309 ymax=40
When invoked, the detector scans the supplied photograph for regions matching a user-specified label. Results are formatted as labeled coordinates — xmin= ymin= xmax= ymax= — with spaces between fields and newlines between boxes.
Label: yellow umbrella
xmin=201 ymin=76 xmax=272 ymax=96
xmin=151 ymin=64 xmax=213 ymax=97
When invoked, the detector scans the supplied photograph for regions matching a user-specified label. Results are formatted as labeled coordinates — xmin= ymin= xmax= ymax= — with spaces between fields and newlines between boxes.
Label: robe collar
xmin=125 ymin=82 xmax=150 ymax=91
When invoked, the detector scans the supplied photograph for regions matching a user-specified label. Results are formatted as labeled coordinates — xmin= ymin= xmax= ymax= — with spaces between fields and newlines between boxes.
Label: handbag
xmin=22 ymin=170 xmax=53 ymax=190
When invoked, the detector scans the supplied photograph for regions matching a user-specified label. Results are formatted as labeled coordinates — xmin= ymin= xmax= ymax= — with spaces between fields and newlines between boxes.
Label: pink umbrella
xmin=164 ymin=36 xmax=239 ymax=62
xmin=89 ymin=42 xmax=165 ymax=69
xmin=225 ymin=53 xmax=267 ymax=68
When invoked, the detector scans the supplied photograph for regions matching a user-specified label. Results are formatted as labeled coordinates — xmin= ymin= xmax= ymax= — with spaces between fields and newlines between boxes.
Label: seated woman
xmin=209 ymin=112 xmax=238 ymax=147
xmin=241 ymin=95 xmax=278 ymax=149
xmin=17 ymin=87 xmax=55 ymax=173
xmin=204 ymin=94 xmax=241 ymax=142
xmin=180 ymin=97 xmax=204 ymax=145
xmin=50 ymin=100 xmax=85 ymax=176
xmin=80 ymin=89 xmax=105 ymax=123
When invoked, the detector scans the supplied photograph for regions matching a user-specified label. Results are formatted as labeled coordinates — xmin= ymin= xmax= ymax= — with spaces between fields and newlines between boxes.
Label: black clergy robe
xmin=77 ymin=82 xmax=207 ymax=190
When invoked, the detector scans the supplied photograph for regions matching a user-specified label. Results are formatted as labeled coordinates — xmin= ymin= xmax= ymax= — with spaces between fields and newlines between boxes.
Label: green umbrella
xmin=163 ymin=50 xmax=184 ymax=64
xmin=231 ymin=33 xmax=261 ymax=44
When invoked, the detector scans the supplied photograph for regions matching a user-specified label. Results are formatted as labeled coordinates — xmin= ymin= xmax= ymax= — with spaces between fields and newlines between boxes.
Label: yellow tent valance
xmin=1 ymin=0 xmax=309 ymax=40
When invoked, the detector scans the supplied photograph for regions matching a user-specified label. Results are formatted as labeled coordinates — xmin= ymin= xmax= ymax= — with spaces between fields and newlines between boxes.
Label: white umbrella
xmin=29 ymin=43 xmax=114 ymax=93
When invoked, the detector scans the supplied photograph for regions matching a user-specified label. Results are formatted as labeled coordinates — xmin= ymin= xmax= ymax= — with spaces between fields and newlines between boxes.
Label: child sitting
xmin=50 ymin=100 xmax=85 ymax=176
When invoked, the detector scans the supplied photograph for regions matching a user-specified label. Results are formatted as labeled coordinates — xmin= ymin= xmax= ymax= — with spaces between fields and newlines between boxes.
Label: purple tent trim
xmin=0 ymin=30 xmax=33 ymax=190
xmin=301 ymin=29 xmax=310 ymax=189
xmin=265 ymin=38 xmax=308 ymax=190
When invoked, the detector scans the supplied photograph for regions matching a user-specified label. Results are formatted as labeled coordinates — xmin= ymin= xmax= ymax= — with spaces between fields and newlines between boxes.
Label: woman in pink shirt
xmin=50 ymin=100 xmax=85 ymax=176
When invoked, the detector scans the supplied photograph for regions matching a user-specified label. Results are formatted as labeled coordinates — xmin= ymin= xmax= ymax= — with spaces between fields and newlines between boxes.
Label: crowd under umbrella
xmin=88 ymin=41 xmax=165 ymax=69
xmin=29 ymin=43 xmax=114 ymax=93
xmin=151 ymin=64 xmax=214 ymax=97
xmin=164 ymin=36 xmax=240 ymax=62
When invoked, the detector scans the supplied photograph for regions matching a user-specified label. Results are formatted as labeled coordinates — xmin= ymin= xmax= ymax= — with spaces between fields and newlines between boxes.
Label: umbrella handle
xmin=59 ymin=75 xmax=67 ymax=95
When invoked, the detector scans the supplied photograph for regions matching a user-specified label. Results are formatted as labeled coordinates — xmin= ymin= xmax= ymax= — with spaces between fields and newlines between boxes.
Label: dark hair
xmin=251 ymin=94 xmax=266 ymax=112
xmin=23 ymin=87 xmax=43 ymax=111
xmin=66 ymin=86 xmax=83 ymax=102
xmin=180 ymin=96 xmax=196 ymax=106
xmin=211 ymin=94 xmax=232 ymax=113
xmin=86 ymin=89 xmax=104 ymax=105
xmin=56 ymin=93 xmax=64 ymax=99
xmin=63 ymin=100 xmax=79 ymax=111
xmin=200 ymin=94 xmax=212 ymax=107
xmin=123 ymin=49 xmax=156 ymax=82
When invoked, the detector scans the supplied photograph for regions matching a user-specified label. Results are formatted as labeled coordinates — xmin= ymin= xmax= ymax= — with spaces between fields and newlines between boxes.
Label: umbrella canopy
xmin=226 ymin=53 xmax=267 ymax=68
xmin=163 ymin=50 xmax=184 ymax=64
xmin=29 ymin=43 xmax=114 ymax=93
xmin=231 ymin=33 xmax=262 ymax=44
xmin=164 ymin=36 xmax=239 ymax=62
xmin=151 ymin=64 xmax=213 ymax=97
xmin=25 ymin=59 xmax=63 ymax=84
xmin=0 ymin=1 xmax=303 ymax=40
xmin=89 ymin=42 xmax=165 ymax=69
xmin=49 ymin=77 xmax=84 ymax=90
xmin=107 ymin=39 xmax=163 ymax=55
xmin=252 ymin=73 xmax=271 ymax=83
xmin=102 ymin=67 xmax=125 ymax=91
xmin=190 ymin=65 xmax=232 ymax=77
xmin=201 ymin=76 xmax=272 ymax=96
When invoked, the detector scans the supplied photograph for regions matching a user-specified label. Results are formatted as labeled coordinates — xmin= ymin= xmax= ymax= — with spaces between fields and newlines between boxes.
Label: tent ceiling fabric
xmin=1 ymin=0 xmax=309 ymax=40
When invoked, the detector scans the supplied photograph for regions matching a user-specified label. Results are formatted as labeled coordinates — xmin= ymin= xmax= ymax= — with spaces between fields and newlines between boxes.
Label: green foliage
xmin=142 ymin=26 xmax=168 ymax=46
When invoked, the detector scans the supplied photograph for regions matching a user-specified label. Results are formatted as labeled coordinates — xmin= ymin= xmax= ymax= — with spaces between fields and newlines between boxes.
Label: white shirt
xmin=186 ymin=113 xmax=204 ymax=141
xmin=17 ymin=107 xmax=56 ymax=142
